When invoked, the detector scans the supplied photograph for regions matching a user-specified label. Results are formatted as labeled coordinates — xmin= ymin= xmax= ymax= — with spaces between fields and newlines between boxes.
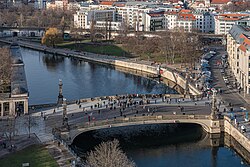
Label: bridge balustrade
xmin=60 ymin=114 xmax=210 ymax=134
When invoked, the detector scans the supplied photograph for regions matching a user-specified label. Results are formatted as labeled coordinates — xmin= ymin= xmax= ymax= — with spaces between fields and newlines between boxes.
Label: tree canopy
xmin=41 ymin=28 xmax=62 ymax=47
xmin=85 ymin=139 xmax=135 ymax=167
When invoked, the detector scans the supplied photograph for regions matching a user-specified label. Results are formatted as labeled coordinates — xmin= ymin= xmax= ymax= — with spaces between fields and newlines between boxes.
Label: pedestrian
xmin=88 ymin=115 xmax=91 ymax=122
xmin=58 ymin=141 xmax=60 ymax=147
xmin=53 ymin=108 xmax=56 ymax=114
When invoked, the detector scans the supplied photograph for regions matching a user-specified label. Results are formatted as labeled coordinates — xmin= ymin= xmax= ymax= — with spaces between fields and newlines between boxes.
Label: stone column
xmin=24 ymin=99 xmax=28 ymax=114
xmin=9 ymin=101 xmax=15 ymax=116
xmin=57 ymin=79 xmax=64 ymax=105
xmin=184 ymin=74 xmax=189 ymax=97
xmin=1 ymin=102 xmax=3 ymax=117
xmin=211 ymin=89 xmax=217 ymax=120
xmin=62 ymin=98 xmax=67 ymax=125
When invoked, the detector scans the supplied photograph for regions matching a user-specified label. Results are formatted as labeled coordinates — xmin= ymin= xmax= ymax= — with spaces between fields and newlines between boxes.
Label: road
xmin=210 ymin=46 xmax=248 ymax=109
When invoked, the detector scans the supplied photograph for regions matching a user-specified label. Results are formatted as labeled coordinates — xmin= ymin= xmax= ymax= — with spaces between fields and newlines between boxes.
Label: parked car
xmin=210 ymin=51 xmax=216 ymax=55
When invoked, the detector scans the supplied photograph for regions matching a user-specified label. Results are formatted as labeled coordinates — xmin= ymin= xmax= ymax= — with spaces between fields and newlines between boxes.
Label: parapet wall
xmin=113 ymin=60 xmax=202 ymax=96
xmin=224 ymin=117 xmax=250 ymax=162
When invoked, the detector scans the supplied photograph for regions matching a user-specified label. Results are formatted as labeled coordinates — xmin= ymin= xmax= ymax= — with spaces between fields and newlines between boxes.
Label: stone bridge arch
xmin=55 ymin=115 xmax=221 ymax=145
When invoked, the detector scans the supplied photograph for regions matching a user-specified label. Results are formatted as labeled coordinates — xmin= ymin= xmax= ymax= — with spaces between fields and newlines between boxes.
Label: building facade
xmin=227 ymin=25 xmax=250 ymax=94
xmin=215 ymin=14 xmax=250 ymax=35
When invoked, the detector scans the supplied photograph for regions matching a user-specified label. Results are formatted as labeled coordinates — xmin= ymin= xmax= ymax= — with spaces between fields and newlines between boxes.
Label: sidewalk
xmin=46 ymin=141 xmax=75 ymax=167
xmin=0 ymin=134 xmax=39 ymax=158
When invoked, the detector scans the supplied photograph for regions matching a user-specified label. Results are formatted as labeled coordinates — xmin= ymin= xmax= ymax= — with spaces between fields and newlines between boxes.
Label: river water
xmin=72 ymin=124 xmax=249 ymax=167
xmin=20 ymin=47 xmax=249 ymax=166
xmin=20 ymin=48 xmax=176 ymax=105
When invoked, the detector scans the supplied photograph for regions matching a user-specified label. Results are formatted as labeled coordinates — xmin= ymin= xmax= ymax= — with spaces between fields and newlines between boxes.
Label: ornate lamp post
xmin=211 ymin=89 xmax=217 ymax=120
xmin=57 ymin=79 xmax=63 ymax=105
xmin=62 ymin=98 xmax=68 ymax=125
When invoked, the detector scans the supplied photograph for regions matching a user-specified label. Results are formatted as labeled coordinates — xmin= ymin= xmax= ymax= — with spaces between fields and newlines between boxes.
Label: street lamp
xmin=57 ymin=79 xmax=64 ymax=105
xmin=62 ymin=98 xmax=68 ymax=125
xmin=211 ymin=89 xmax=217 ymax=120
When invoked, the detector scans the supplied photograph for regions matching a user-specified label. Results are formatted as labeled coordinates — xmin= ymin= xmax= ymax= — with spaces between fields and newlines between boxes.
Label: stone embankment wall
xmin=224 ymin=116 xmax=250 ymax=163
xmin=112 ymin=60 xmax=202 ymax=96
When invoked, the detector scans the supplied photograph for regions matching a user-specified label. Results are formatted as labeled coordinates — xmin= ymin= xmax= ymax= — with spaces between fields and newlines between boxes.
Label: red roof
xmin=179 ymin=9 xmax=192 ymax=13
xmin=113 ymin=3 xmax=125 ymax=7
xmin=178 ymin=13 xmax=196 ymax=21
xmin=211 ymin=0 xmax=230 ymax=4
xmin=238 ymin=33 xmax=250 ymax=52
xmin=100 ymin=1 xmax=114 ymax=5
xmin=239 ymin=44 xmax=246 ymax=52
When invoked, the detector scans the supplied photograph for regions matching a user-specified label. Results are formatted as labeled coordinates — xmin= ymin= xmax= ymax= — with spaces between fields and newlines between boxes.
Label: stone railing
xmin=53 ymin=114 xmax=211 ymax=145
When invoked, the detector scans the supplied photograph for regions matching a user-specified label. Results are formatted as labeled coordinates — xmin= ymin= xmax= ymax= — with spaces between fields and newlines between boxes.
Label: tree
xmin=90 ymin=17 xmax=96 ymax=42
xmin=24 ymin=114 xmax=38 ymax=138
xmin=4 ymin=116 xmax=17 ymax=146
xmin=41 ymin=28 xmax=62 ymax=47
xmin=85 ymin=139 xmax=135 ymax=167
xmin=0 ymin=47 xmax=11 ymax=93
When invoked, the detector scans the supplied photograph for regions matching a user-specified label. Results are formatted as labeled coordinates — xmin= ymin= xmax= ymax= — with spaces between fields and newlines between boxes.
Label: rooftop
xmin=10 ymin=44 xmax=28 ymax=96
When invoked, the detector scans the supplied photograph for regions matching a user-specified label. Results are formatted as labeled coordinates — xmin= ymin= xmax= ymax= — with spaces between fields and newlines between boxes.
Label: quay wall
xmin=224 ymin=116 xmax=250 ymax=163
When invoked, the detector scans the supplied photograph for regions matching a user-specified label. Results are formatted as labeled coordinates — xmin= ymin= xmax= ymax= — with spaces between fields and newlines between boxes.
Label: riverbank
xmin=0 ymin=38 xmax=202 ymax=97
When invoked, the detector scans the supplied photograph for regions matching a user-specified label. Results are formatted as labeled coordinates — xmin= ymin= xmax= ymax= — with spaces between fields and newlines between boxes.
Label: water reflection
xmin=71 ymin=124 xmax=249 ymax=167
xmin=21 ymin=48 xmax=177 ymax=105
xmin=42 ymin=54 xmax=64 ymax=71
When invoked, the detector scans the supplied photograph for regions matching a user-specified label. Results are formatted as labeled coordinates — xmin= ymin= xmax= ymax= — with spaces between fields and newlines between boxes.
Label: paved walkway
xmin=0 ymin=134 xmax=39 ymax=158
xmin=46 ymin=141 xmax=75 ymax=167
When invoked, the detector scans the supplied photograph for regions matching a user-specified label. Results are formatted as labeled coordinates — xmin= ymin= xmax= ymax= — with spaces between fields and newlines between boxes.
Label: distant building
xmin=215 ymin=13 xmax=250 ymax=35
xmin=74 ymin=9 xmax=116 ymax=29
xmin=227 ymin=25 xmax=250 ymax=94
xmin=210 ymin=0 xmax=231 ymax=9
xmin=194 ymin=11 xmax=214 ymax=33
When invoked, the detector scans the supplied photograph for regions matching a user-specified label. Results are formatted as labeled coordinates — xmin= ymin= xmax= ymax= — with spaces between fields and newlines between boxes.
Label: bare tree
xmin=90 ymin=17 xmax=96 ymax=42
xmin=85 ymin=139 xmax=135 ymax=167
xmin=24 ymin=114 xmax=38 ymax=138
xmin=4 ymin=116 xmax=17 ymax=146
xmin=0 ymin=48 xmax=11 ymax=93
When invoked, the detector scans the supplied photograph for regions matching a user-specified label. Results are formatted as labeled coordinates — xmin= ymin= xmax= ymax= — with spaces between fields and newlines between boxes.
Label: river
xmin=20 ymin=48 xmax=176 ymax=105
xmin=72 ymin=124 xmax=249 ymax=167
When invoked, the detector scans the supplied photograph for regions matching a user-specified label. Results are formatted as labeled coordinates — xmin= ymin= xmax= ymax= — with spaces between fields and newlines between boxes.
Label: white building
xmin=227 ymin=25 xmax=250 ymax=94
xmin=74 ymin=9 xmax=116 ymax=29
xmin=194 ymin=11 xmax=214 ymax=33
xmin=214 ymin=13 xmax=250 ymax=35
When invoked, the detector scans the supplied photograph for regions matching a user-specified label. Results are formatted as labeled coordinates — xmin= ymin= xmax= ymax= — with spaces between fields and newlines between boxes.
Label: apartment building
xmin=175 ymin=9 xmax=196 ymax=32
xmin=74 ymin=9 xmax=115 ymax=29
xmin=215 ymin=13 xmax=250 ymax=35
xmin=194 ymin=11 xmax=214 ymax=33
xmin=144 ymin=12 xmax=165 ymax=31
xmin=227 ymin=25 xmax=250 ymax=94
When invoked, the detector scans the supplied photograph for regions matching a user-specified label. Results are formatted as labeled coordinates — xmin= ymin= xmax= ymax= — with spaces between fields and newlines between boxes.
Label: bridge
xmin=54 ymin=113 xmax=222 ymax=145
